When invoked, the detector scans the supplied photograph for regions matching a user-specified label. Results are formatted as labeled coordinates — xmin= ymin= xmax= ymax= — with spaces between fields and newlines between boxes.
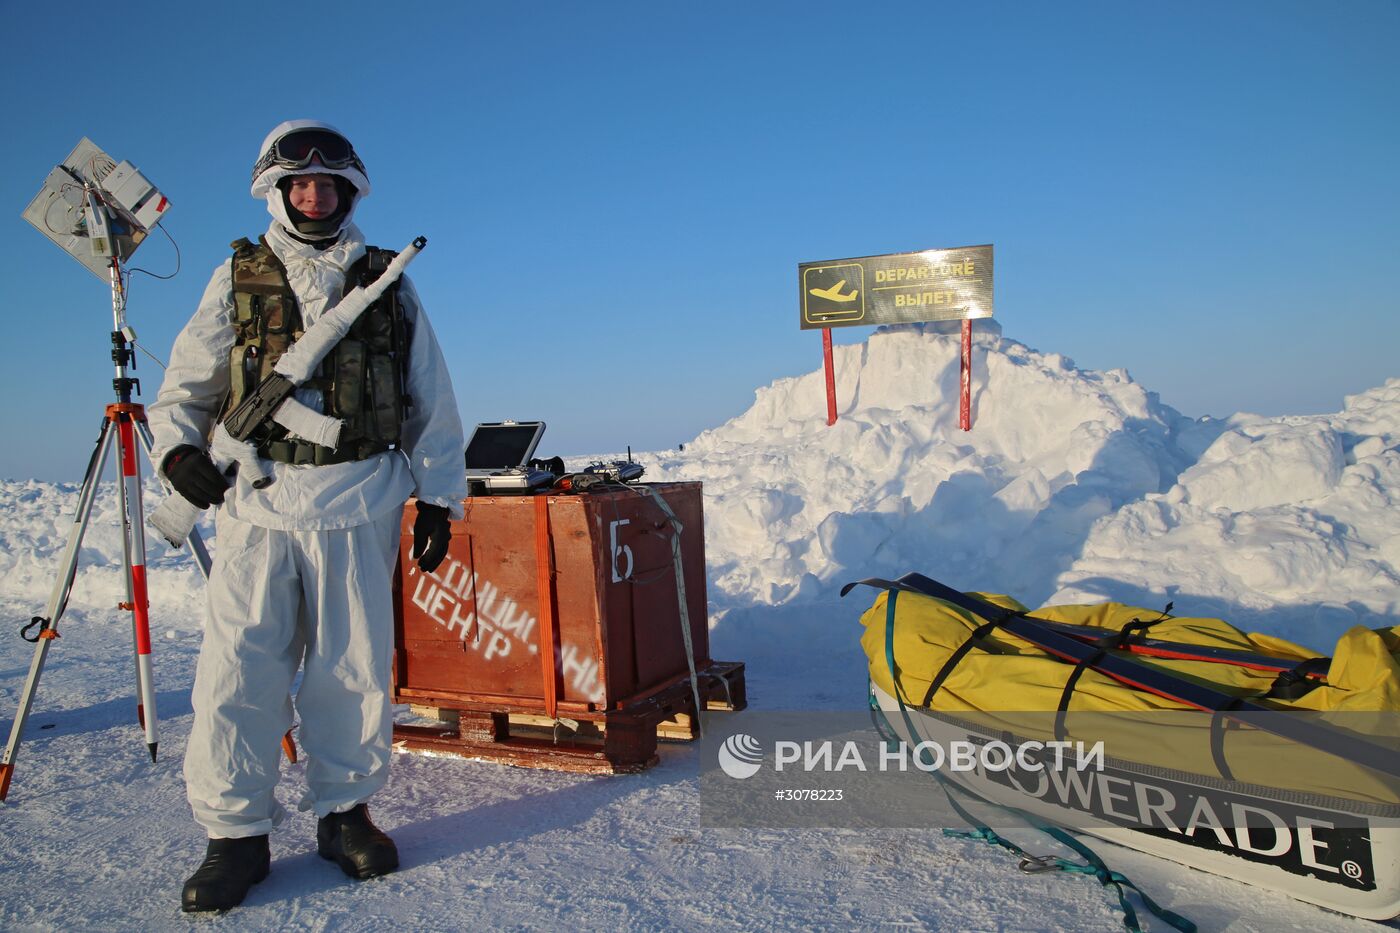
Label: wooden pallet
xmin=392 ymin=660 xmax=746 ymax=774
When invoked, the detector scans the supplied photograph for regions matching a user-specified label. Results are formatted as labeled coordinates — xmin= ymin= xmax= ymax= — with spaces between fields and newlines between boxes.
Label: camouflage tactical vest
xmin=220 ymin=236 xmax=412 ymax=465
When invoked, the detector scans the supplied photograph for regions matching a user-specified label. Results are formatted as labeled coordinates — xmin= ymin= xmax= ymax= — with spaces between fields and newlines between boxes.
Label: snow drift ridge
xmin=648 ymin=323 xmax=1400 ymax=648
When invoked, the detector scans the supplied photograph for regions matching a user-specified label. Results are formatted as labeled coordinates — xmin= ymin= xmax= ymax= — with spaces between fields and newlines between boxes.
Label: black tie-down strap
xmin=1265 ymin=656 xmax=1331 ymax=700
xmin=842 ymin=573 xmax=1400 ymax=781
xmin=1207 ymin=656 xmax=1333 ymax=778
xmin=840 ymin=576 xmax=1019 ymax=709
xmin=921 ymin=616 xmax=1008 ymax=708
xmin=1053 ymin=608 xmax=1170 ymax=744
xmin=1054 ymin=649 xmax=1104 ymax=745
xmin=1083 ymin=607 xmax=1173 ymax=650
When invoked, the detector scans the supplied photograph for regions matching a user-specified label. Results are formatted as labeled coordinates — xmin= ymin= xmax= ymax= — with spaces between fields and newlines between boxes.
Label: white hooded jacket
xmin=148 ymin=220 xmax=467 ymax=529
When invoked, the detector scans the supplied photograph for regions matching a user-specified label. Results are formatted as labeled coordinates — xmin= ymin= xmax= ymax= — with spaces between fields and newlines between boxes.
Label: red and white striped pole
xmin=113 ymin=406 xmax=158 ymax=761
xmin=106 ymin=258 xmax=158 ymax=760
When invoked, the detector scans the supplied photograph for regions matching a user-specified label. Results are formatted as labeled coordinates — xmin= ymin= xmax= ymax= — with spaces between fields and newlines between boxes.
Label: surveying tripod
xmin=0 ymin=257 xmax=212 ymax=801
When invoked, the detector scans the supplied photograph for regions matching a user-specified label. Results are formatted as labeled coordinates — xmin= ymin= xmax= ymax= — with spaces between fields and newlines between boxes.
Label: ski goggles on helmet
xmin=251 ymin=128 xmax=366 ymax=185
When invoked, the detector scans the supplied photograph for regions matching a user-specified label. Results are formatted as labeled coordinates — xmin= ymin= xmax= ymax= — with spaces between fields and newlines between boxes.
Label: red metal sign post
xmin=822 ymin=327 xmax=838 ymax=426
xmin=960 ymin=320 xmax=972 ymax=431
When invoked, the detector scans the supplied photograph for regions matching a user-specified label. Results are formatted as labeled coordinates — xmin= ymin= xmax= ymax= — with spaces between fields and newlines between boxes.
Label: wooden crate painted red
xmin=393 ymin=483 xmax=717 ymax=716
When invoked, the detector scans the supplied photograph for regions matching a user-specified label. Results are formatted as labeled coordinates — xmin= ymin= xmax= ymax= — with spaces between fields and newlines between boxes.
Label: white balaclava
xmin=250 ymin=120 xmax=371 ymax=241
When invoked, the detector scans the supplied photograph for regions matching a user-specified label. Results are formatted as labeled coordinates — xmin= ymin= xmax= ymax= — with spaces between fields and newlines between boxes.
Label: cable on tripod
xmin=132 ymin=341 xmax=168 ymax=370
xmin=126 ymin=221 xmax=181 ymax=281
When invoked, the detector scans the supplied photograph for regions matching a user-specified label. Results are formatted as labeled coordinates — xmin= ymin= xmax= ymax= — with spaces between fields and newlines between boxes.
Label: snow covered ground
xmin=2 ymin=324 xmax=1397 ymax=931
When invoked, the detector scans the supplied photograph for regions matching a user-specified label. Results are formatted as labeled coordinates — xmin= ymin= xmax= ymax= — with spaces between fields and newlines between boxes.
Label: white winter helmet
xmin=251 ymin=120 xmax=371 ymax=239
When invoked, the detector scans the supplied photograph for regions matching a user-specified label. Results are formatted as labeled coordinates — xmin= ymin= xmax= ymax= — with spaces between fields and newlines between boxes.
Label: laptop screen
xmin=464 ymin=422 xmax=544 ymax=470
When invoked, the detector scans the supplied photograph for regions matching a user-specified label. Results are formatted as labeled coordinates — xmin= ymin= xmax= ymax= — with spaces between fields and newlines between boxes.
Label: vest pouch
xmin=332 ymin=339 xmax=367 ymax=430
xmin=364 ymin=353 xmax=402 ymax=444
xmin=233 ymin=291 xmax=258 ymax=327
xmin=260 ymin=295 xmax=293 ymax=335
xmin=232 ymin=247 xmax=293 ymax=331
xmin=228 ymin=345 xmax=258 ymax=408
xmin=259 ymin=332 xmax=295 ymax=382
xmin=352 ymin=304 xmax=394 ymax=342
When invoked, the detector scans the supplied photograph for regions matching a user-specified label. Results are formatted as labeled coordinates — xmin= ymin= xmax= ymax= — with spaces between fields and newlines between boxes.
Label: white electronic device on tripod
xmin=21 ymin=138 xmax=172 ymax=281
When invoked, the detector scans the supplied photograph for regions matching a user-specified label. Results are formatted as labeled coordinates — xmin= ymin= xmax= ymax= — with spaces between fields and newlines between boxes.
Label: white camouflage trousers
xmin=184 ymin=507 xmax=403 ymax=838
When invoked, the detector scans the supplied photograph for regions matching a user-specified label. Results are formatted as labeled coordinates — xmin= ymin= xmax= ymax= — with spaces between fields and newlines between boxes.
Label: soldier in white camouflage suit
xmin=149 ymin=120 xmax=466 ymax=912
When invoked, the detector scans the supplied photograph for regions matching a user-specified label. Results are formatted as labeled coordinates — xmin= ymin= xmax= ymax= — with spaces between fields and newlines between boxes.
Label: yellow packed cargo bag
xmin=859 ymin=588 xmax=1400 ymax=804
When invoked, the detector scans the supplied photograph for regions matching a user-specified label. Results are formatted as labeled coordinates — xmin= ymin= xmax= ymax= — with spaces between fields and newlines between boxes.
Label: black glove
xmin=163 ymin=445 xmax=230 ymax=509
xmin=411 ymin=502 xmax=452 ymax=574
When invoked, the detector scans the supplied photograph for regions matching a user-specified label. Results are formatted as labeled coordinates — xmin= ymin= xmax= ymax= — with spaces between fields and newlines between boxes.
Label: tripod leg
xmin=112 ymin=419 xmax=141 ymax=730
xmin=1 ymin=418 xmax=116 ymax=800
xmin=115 ymin=414 xmax=159 ymax=762
xmin=134 ymin=419 xmax=211 ymax=580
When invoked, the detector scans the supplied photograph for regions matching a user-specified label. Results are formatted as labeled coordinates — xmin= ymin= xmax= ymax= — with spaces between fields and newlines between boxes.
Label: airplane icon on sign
xmin=808 ymin=279 xmax=858 ymax=303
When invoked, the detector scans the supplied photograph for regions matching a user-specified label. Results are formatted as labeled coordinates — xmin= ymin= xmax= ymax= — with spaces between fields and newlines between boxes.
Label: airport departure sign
xmin=798 ymin=245 xmax=993 ymax=330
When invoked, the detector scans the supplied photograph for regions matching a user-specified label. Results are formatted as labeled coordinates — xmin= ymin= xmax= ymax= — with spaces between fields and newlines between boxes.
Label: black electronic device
xmin=581 ymin=460 xmax=645 ymax=484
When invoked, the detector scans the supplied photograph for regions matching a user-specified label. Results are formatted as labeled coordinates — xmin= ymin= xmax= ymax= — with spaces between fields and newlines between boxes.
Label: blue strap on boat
xmin=877 ymin=588 xmax=1196 ymax=933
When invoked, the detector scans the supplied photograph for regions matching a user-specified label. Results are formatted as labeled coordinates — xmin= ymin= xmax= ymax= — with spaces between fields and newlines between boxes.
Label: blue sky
xmin=2 ymin=0 xmax=1396 ymax=480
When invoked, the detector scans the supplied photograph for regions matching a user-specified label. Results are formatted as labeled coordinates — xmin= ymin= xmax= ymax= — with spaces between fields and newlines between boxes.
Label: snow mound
xmin=649 ymin=322 xmax=1199 ymax=608
xmin=1055 ymin=378 xmax=1400 ymax=643
xmin=637 ymin=326 xmax=1400 ymax=651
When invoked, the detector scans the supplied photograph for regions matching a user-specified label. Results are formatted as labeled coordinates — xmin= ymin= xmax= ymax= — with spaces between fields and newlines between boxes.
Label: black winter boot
xmin=317 ymin=804 xmax=399 ymax=879
xmin=180 ymin=835 xmax=270 ymax=912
